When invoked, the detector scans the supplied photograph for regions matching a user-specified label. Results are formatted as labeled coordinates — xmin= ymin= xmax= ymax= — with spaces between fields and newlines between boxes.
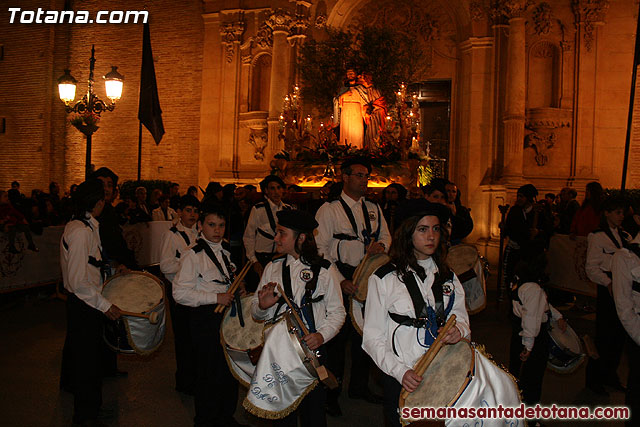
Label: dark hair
xmin=179 ymin=195 xmax=200 ymax=210
xmin=158 ymin=194 xmax=169 ymax=203
xmin=421 ymin=183 xmax=448 ymax=202
xmin=389 ymin=213 xmax=450 ymax=282
xmin=171 ymin=182 xmax=179 ymax=188
xmin=295 ymin=231 xmax=324 ymax=266
xmin=199 ymin=203 xmax=226 ymax=223
xmin=244 ymin=184 xmax=257 ymax=191
xmin=513 ymin=249 xmax=547 ymax=285
xmin=383 ymin=183 xmax=408 ymax=203
xmin=187 ymin=185 xmax=198 ymax=196
xmin=545 ymin=193 xmax=556 ymax=200
xmin=584 ymin=181 xmax=603 ymax=210
xmin=89 ymin=167 xmax=119 ymax=187
xmin=72 ymin=179 xmax=105 ymax=219
xmin=11 ymin=181 xmax=19 ymax=187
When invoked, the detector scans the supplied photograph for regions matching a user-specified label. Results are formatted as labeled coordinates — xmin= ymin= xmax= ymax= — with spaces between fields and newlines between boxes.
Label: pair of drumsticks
xmin=213 ymin=260 xmax=254 ymax=313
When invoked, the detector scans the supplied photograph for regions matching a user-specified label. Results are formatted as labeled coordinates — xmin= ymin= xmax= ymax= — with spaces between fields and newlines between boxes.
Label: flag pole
xmin=138 ymin=121 xmax=142 ymax=181
xmin=622 ymin=4 xmax=640 ymax=190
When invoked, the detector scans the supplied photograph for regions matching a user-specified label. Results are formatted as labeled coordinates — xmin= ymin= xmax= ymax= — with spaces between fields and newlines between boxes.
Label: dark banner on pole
xmin=138 ymin=22 xmax=164 ymax=145
xmin=622 ymin=6 xmax=640 ymax=189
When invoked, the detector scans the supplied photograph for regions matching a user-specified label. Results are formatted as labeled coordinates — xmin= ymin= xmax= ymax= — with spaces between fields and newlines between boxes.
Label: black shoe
xmin=325 ymin=400 xmax=342 ymax=417
xmin=587 ymin=383 xmax=610 ymax=397
xmin=348 ymin=389 xmax=384 ymax=404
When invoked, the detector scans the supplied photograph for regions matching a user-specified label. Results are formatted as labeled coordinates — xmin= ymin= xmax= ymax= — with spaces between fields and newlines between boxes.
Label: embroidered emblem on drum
xmin=300 ymin=269 xmax=313 ymax=282
xmin=442 ymin=283 xmax=453 ymax=296
xmin=368 ymin=211 xmax=376 ymax=221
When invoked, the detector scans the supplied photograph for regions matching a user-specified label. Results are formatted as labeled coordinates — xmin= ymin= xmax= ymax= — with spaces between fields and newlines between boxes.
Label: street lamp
xmin=57 ymin=45 xmax=124 ymax=179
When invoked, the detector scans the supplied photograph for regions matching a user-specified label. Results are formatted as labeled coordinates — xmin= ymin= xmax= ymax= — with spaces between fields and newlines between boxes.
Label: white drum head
xmin=102 ymin=271 xmax=163 ymax=313
xmin=549 ymin=320 xmax=582 ymax=355
xmin=221 ymin=294 xmax=264 ymax=351
xmin=350 ymin=298 xmax=365 ymax=336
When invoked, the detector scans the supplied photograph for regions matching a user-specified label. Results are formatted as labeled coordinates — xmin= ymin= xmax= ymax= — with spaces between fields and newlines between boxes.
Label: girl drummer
xmin=173 ymin=202 xmax=245 ymax=427
xmin=362 ymin=199 xmax=470 ymax=427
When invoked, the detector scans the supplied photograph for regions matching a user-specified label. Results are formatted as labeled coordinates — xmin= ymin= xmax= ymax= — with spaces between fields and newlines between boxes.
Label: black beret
xmin=517 ymin=184 xmax=538 ymax=201
xmin=260 ymin=175 xmax=286 ymax=191
xmin=341 ymin=156 xmax=372 ymax=173
xmin=395 ymin=198 xmax=451 ymax=227
xmin=277 ymin=209 xmax=318 ymax=233
xmin=90 ymin=167 xmax=119 ymax=186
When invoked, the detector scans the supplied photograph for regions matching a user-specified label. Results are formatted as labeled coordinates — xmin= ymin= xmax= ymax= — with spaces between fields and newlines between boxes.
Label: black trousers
xmin=245 ymin=251 xmax=275 ymax=293
xmin=165 ymin=279 xmax=195 ymax=392
xmin=326 ymin=308 xmax=373 ymax=403
xmin=274 ymin=384 xmax=327 ymax=427
xmin=626 ymin=337 xmax=640 ymax=427
xmin=60 ymin=294 xmax=106 ymax=423
xmin=382 ymin=373 xmax=402 ymax=427
xmin=509 ymin=317 xmax=550 ymax=405
xmin=586 ymin=285 xmax=626 ymax=387
xmin=189 ymin=305 xmax=238 ymax=427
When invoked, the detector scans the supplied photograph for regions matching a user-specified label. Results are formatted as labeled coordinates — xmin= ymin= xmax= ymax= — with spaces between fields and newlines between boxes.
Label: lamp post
xmin=57 ymin=45 xmax=124 ymax=179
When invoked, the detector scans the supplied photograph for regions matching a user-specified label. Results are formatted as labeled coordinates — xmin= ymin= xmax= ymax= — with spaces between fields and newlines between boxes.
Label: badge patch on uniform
xmin=300 ymin=269 xmax=313 ymax=282
xmin=229 ymin=263 xmax=237 ymax=273
xmin=442 ymin=282 xmax=453 ymax=296
xmin=368 ymin=211 xmax=376 ymax=221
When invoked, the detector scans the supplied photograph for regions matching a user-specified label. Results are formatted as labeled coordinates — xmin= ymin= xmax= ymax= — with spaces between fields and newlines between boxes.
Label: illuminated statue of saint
xmin=360 ymin=72 xmax=387 ymax=150
xmin=333 ymin=68 xmax=367 ymax=149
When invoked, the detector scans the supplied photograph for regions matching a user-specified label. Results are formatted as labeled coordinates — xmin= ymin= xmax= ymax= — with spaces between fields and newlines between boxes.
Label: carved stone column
xmin=266 ymin=11 xmax=292 ymax=153
xmin=571 ymin=0 xmax=609 ymax=178
xmin=497 ymin=0 xmax=527 ymax=181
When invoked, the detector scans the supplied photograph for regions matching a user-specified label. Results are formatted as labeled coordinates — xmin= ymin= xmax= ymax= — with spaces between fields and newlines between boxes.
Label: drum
xmin=102 ymin=271 xmax=166 ymax=355
xmin=243 ymin=317 xmax=318 ymax=419
xmin=350 ymin=297 xmax=365 ymax=336
xmin=353 ymin=253 xmax=390 ymax=302
xmin=221 ymin=294 xmax=265 ymax=386
xmin=446 ymin=244 xmax=486 ymax=314
xmin=547 ymin=319 xmax=585 ymax=374
xmin=400 ymin=341 xmax=521 ymax=426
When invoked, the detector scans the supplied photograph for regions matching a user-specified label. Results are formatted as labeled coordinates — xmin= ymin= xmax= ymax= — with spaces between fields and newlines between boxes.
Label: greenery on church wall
xmin=298 ymin=26 xmax=416 ymax=116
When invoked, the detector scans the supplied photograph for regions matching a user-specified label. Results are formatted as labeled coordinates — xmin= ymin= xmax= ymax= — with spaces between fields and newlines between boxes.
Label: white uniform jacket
xmin=159 ymin=221 xmax=198 ymax=283
xmin=586 ymin=228 xmax=629 ymax=287
xmin=362 ymin=257 xmax=470 ymax=384
xmin=612 ymin=240 xmax=640 ymax=346
xmin=251 ymin=255 xmax=346 ymax=344
xmin=60 ymin=215 xmax=111 ymax=313
xmin=152 ymin=207 xmax=178 ymax=222
xmin=173 ymin=238 xmax=234 ymax=307
xmin=315 ymin=191 xmax=391 ymax=282
xmin=243 ymin=198 xmax=290 ymax=262
xmin=512 ymin=282 xmax=563 ymax=351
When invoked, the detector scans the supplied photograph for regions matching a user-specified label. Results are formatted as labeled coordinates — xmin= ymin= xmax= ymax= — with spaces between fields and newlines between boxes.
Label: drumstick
xmin=214 ymin=260 xmax=254 ymax=313
xmin=119 ymin=310 xmax=161 ymax=324
xmin=399 ymin=314 xmax=457 ymax=402
xmin=276 ymin=284 xmax=339 ymax=389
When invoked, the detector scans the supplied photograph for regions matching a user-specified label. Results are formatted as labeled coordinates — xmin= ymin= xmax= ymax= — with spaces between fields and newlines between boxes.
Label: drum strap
xmin=197 ymin=239 xmax=233 ymax=285
xmin=274 ymin=260 xmax=324 ymax=334
xmin=338 ymin=198 xmax=376 ymax=248
xmin=388 ymin=271 xmax=455 ymax=355
xmin=170 ymin=225 xmax=191 ymax=246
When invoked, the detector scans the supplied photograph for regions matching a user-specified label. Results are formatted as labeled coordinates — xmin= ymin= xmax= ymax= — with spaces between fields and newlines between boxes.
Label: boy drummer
xmin=362 ymin=199 xmax=470 ymax=427
xmin=159 ymin=194 xmax=200 ymax=394
xmin=252 ymin=209 xmax=346 ymax=427
xmin=173 ymin=203 xmax=245 ymax=427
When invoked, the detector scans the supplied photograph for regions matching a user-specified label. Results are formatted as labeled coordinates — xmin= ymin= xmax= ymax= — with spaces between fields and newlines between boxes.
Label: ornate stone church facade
xmin=0 ymin=0 xmax=636 ymax=256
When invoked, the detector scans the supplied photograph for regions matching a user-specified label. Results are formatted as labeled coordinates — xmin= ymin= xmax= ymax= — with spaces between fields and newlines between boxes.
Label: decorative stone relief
xmin=525 ymin=107 xmax=572 ymax=166
xmin=220 ymin=21 xmax=246 ymax=63
xmin=266 ymin=10 xmax=293 ymax=33
xmin=572 ymin=0 xmax=610 ymax=52
xmin=254 ymin=22 xmax=273 ymax=49
xmin=491 ymin=0 xmax=528 ymax=22
xmin=532 ymin=2 xmax=552 ymax=35
xmin=524 ymin=129 xmax=556 ymax=166
xmin=315 ymin=14 xmax=327 ymax=28
xmin=288 ymin=14 xmax=310 ymax=46
xmin=248 ymin=129 xmax=269 ymax=160
xmin=470 ymin=1 xmax=486 ymax=22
